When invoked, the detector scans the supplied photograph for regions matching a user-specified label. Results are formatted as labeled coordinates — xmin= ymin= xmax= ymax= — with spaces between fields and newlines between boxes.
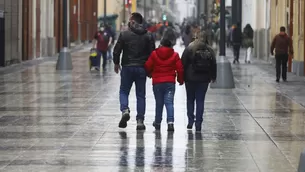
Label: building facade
xmin=0 ymin=0 xmax=22 ymax=66
xmin=242 ymin=0 xmax=270 ymax=60
xmin=0 ymin=0 xmax=94 ymax=67
xmin=292 ymin=0 xmax=304 ymax=76
xmin=69 ymin=0 xmax=97 ymax=43
xmin=270 ymin=0 xmax=304 ymax=76
xmin=98 ymin=0 xmax=125 ymax=32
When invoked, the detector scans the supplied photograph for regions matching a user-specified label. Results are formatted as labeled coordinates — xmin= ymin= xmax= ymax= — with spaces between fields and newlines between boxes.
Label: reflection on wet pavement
xmin=0 ymin=47 xmax=304 ymax=172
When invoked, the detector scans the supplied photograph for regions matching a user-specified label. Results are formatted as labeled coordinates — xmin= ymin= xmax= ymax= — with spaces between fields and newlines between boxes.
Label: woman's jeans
xmin=185 ymin=82 xmax=209 ymax=129
xmin=153 ymin=83 xmax=176 ymax=124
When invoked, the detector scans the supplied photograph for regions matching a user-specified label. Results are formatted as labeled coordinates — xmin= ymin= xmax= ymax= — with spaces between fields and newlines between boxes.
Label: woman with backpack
xmin=144 ymin=29 xmax=184 ymax=132
xmin=181 ymin=31 xmax=217 ymax=132
xmin=243 ymin=24 xmax=254 ymax=63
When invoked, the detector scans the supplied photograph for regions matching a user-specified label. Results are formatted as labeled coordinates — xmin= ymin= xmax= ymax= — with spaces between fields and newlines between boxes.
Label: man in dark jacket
xmin=271 ymin=26 xmax=294 ymax=82
xmin=113 ymin=12 xmax=155 ymax=130
xmin=231 ymin=22 xmax=242 ymax=64
xmin=181 ymin=31 xmax=217 ymax=132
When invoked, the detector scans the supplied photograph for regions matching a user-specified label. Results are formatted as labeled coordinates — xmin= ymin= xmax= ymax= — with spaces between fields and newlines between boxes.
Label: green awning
xmin=98 ymin=14 xmax=119 ymax=21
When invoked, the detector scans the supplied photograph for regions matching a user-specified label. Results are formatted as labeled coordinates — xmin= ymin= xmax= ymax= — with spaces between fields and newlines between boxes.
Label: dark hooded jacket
xmin=232 ymin=25 xmax=242 ymax=44
xmin=113 ymin=22 xmax=155 ymax=66
xmin=181 ymin=31 xmax=217 ymax=83
xmin=271 ymin=32 xmax=294 ymax=55
xmin=243 ymin=24 xmax=254 ymax=48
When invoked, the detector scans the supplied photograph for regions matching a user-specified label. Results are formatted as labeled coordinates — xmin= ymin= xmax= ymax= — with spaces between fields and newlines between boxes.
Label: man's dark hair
xmin=130 ymin=12 xmax=143 ymax=24
xmin=280 ymin=26 xmax=286 ymax=32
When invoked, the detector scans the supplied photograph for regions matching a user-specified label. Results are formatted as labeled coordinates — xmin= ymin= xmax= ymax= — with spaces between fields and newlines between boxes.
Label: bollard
xmin=298 ymin=149 xmax=305 ymax=172
xmin=56 ymin=47 xmax=73 ymax=70
xmin=210 ymin=56 xmax=235 ymax=89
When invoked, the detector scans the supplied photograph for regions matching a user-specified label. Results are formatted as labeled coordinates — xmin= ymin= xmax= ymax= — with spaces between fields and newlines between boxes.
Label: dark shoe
xmin=167 ymin=124 xmax=174 ymax=132
xmin=233 ymin=60 xmax=236 ymax=64
xmin=136 ymin=119 xmax=146 ymax=131
xmin=276 ymin=79 xmax=280 ymax=83
xmin=187 ymin=123 xmax=193 ymax=130
xmin=153 ymin=121 xmax=161 ymax=131
xmin=195 ymin=127 xmax=202 ymax=132
xmin=95 ymin=67 xmax=100 ymax=71
xmin=118 ymin=110 xmax=130 ymax=128
xmin=283 ymin=79 xmax=287 ymax=82
xmin=247 ymin=61 xmax=251 ymax=64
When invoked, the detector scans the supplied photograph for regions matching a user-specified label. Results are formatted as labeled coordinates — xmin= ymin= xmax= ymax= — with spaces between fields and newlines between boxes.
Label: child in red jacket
xmin=144 ymin=34 xmax=184 ymax=132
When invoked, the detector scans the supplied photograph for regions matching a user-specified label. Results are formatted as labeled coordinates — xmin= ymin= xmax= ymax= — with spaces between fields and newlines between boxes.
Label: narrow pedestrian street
xmin=0 ymin=44 xmax=304 ymax=172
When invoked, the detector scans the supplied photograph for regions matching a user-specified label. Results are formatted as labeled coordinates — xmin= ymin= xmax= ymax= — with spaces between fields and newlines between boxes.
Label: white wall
xmin=226 ymin=0 xmax=232 ymax=6
xmin=242 ymin=0 xmax=271 ymax=59
xmin=40 ymin=0 xmax=55 ymax=56
xmin=242 ymin=0 xmax=268 ymax=30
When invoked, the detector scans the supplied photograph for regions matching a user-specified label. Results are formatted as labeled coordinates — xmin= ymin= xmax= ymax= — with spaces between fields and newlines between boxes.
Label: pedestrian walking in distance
xmin=144 ymin=29 xmax=184 ymax=132
xmin=92 ymin=23 xmax=112 ymax=71
xmin=181 ymin=31 xmax=217 ymax=132
xmin=231 ymin=22 xmax=242 ymax=64
xmin=243 ymin=24 xmax=254 ymax=64
xmin=270 ymin=26 xmax=294 ymax=82
xmin=113 ymin=12 xmax=155 ymax=130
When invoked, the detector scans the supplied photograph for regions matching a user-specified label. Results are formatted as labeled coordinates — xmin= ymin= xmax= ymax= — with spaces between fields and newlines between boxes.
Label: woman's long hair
xmin=244 ymin=24 xmax=254 ymax=38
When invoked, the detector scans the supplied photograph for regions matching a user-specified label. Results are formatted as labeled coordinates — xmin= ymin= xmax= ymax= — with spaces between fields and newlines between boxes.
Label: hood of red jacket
xmin=155 ymin=46 xmax=175 ymax=60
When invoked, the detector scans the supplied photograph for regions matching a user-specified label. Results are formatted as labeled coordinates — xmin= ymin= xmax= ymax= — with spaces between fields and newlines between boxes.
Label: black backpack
xmin=192 ymin=47 xmax=213 ymax=73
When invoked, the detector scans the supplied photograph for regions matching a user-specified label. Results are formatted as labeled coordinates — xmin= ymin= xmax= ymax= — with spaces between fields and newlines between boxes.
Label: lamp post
xmin=197 ymin=0 xmax=200 ymax=24
xmin=104 ymin=0 xmax=107 ymax=23
xmin=204 ymin=0 xmax=208 ymax=27
xmin=219 ymin=0 xmax=225 ymax=57
xmin=210 ymin=0 xmax=235 ymax=89
xmin=144 ymin=0 xmax=146 ymax=19
xmin=56 ymin=0 xmax=73 ymax=70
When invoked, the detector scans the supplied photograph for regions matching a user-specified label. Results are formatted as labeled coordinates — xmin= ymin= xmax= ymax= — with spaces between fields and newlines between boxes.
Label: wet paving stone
xmin=0 ymin=46 xmax=303 ymax=171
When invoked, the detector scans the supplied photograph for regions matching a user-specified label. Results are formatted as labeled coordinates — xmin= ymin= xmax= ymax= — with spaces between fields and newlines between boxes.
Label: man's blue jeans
xmin=153 ymin=83 xmax=175 ymax=124
xmin=185 ymin=82 xmax=209 ymax=128
xmin=120 ymin=66 xmax=147 ymax=120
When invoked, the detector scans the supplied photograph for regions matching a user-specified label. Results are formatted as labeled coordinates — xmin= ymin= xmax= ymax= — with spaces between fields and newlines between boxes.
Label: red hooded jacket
xmin=145 ymin=47 xmax=184 ymax=85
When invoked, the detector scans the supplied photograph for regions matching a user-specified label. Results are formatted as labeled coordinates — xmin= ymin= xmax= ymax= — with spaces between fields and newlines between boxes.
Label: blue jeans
xmin=97 ymin=50 xmax=107 ymax=69
xmin=153 ymin=83 xmax=175 ymax=124
xmin=120 ymin=66 xmax=147 ymax=120
xmin=185 ymin=82 xmax=209 ymax=128
xmin=107 ymin=45 xmax=113 ymax=60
